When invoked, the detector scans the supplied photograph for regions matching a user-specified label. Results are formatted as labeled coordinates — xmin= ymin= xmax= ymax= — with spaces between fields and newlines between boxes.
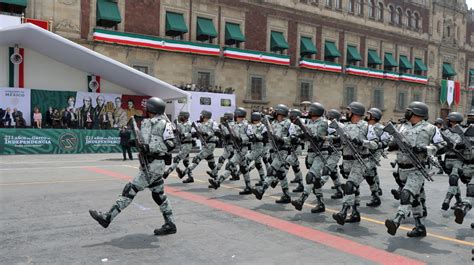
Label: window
xmin=326 ymin=0 xmax=332 ymax=7
xmin=132 ymin=65 xmax=149 ymax=74
xmin=197 ymin=71 xmax=211 ymax=89
xmin=414 ymin=12 xmax=420 ymax=29
xmin=369 ymin=0 xmax=375 ymax=18
xmin=249 ymin=75 xmax=265 ymax=101
xmin=348 ymin=0 xmax=355 ymax=13
xmin=412 ymin=92 xmax=422 ymax=102
xmin=437 ymin=21 xmax=441 ymax=33
xmin=355 ymin=0 xmax=362 ymax=15
xmin=407 ymin=10 xmax=412 ymax=28
xmin=397 ymin=92 xmax=406 ymax=110
xmin=447 ymin=26 xmax=451 ymax=38
xmin=335 ymin=0 xmax=342 ymax=9
xmin=377 ymin=3 xmax=384 ymax=21
xmin=200 ymin=97 xmax=211 ymax=105
xmin=396 ymin=7 xmax=402 ymax=26
xmin=372 ymin=89 xmax=384 ymax=109
xmin=389 ymin=5 xmax=395 ymax=24
xmin=344 ymin=87 xmax=356 ymax=106
xmin=299 ymin=81 xmax=313 ymax=102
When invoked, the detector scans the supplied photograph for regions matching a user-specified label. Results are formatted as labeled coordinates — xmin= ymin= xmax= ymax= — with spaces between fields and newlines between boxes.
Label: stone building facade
xmin=4 ymin=0 xmax=474 ymax=121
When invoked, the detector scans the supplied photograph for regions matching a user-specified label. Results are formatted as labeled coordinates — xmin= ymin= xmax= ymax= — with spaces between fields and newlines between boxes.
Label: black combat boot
xmin=255 ymin=181 xmax=263 ymax=186
xmin=345 ymin=205 xmax=361 ymax=223
xmin=391 ymin=187 xmax=402 ymax=200
xmin=407 ymin=217 xmax=426 ymax=237
xmin=311 ymin=195 xmax=326 ymax=213
xmin=366 ymin=191 xmax=381 ymax=207
xmin=385 ymin=213 xmax=405 ymax=236
xmin=162 ymin=167 xmax=173 ymax=179
xmin=292 ymin=182 xmax=304 ymax=193
xmin=206 ymin=170 xmax=217 ymax=179
xmin=230 ymin=169 xmax=240 ymax=181
xmin=332 ymin=203 xmax=350 ymax=225
xmin=471 ymin=223 xmax=474 ymax=229
xmin=331 ymin=185 xmax=343 ymax=199
xmin=270 ymin=179 xmax=279 ymax=188
xmin=441 ymin=193 xmax=454 ymax=211
xmin=176 ymin=167 xmax=188 ymax=179
xmin=451 ymin=194 xmax=463 ymax=210
xmin=454 ymin=203 xmax=472 ymax=224
xmin=275 ymin=189 xmax=291 ymax=204
xmin=239 ymin=181 xmax=252 ymax=195
xmin=89 ymin=209 xmax=112 ymax=228
xmin=291 ymin=192 xmax=309 ymax=211
xmin=208 ymin=178 xmax=220 ymax=189
xmin=182 ymin=175 xmax=194 ymax=183
xmin=154 ymin=213 xmax=177 ymax=236
xmin=252 ymin=184 xmax=267 ymax=200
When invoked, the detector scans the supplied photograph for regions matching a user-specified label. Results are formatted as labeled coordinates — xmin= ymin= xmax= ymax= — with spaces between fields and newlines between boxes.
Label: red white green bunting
xmin=399 ymin=74 xmax=428 ymax=85
xmin=88 ymin=75 xmax=101 ymax=93
xmin=346 ymin=66 xmax=384 ymax=79
xmin=8 ymin=46 xmax=24 ymax=88
xmin=383 ymin=71 xmax=399 ymax=81
xmin=93 ymin=29 xmax=220 ymax=56
xmin=223 ymin=47 xmax=290 ymax=66
xmin=299 ymin=59 xmax=342 ymax=73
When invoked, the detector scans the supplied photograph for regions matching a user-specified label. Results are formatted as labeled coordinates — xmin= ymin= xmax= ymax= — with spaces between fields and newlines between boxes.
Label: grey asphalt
xmin=0 ymin=150 xmax=472 ymax=264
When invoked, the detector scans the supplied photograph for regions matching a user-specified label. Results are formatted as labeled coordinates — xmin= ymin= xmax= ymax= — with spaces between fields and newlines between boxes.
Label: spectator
xmin=14 ymin=112 xmax=26 ymax=128
xmin=45 ymin=106 xmax=53 ymax=128
xmin=0 ymin=108 xmax=4 ymax=128
xmin=33 ymin=107 xmax=42 ymax=128
xmin=3 ymin=107 xmax=13 ymax=127
xmin=119 ymin=126 xmax=133 ymax=161
xmin=12 ymin=108 xmax=22 ymax=124
xmin=61 ymin=108 xmax=72 ymax=129
xmin=52 ymin=108 xmax=61 ymax=128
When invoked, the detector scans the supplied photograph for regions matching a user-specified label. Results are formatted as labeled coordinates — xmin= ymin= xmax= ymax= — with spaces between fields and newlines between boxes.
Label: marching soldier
xmin=385 ymin=101 xmax=446 ymax=237
xmin=207 ymin=112 xmax=235 ymax=180
xmin=434 ymin=118 xmax=445 ymax=174
xmin=163 ymin=111 xmax=193 ymax=180
xmin=325 ymin=109 xmax=344 ymax=199
xmin=252 ymin=104 xmax=293 ymax=204
xmin=287 ymin=109 xmax=305 ymax=193
xmin=332 ymin=102 xmax=378 ymax=225
xmin=89 ymin=97 xmax=177 ymax=235
xmin=244 ymin=112 xmax=268 ymax=186
xmin=177 ymin=110 xmax=220 ymax=183
xmin=209 ymin=107 xmax=254 ymax=194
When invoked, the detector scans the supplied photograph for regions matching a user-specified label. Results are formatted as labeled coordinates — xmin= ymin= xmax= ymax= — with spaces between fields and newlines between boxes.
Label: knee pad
xmin=330 ymin=171 xmax=339 ymax=180
xmin=263 ymin=156 xmax=268 ymax=164
xmin=218 ymin=156 xmax=226 ymax=164
xmin=192 ymin=156 xmax=200 ymax=164
xmin=411 ymin=197 xmax=420 ymax=207
xmin=151 ymin=190 xmax=167 ymax=206
xmin=400 ymin=189 xmax=413 ymax=205
xmin=173 ymin=156 xmax=180 ymax=164
xmin=206 ymin=154 xmax=214 ymax=160
xmin=255 ymin=162 xmax=263 ymax=170
xmin=305 ymin=171 xmax=315 ymax=185
xmin=183 ymin=159 xmax=190 ymax=168
xmin=449 ymin=174 xmax=459 ymax=186
xmin=365 ymin=175 xmax=376 ymax=186
xmin=459 ymin=169 xmax=470 ymax=184
xmin=208 ymin=161 xmax=216 ymax=170
xmin=276 ymin=170 xmax=286 ymax=181
xmin=342 ymin=181 xmax=356 ymax=195
xmin=313 ymin=177 xmax=323 ymax=189
xmin=240 ymin=166 xmax=248 ymax=174
xmin=122 ymin=182 xmax=139 ymax=200
xmin=292 ymin=165 xmax=300 ymax=173
xmin=305 ymin=156 xmax=310 ymax=169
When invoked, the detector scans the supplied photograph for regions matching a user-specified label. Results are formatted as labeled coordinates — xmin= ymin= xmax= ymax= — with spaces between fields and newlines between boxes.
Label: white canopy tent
xmin=0 ymin=23 xmax=190 ymax=103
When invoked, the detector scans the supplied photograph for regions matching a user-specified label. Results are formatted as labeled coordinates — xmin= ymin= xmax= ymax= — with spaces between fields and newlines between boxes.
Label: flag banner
xmin=87 ymin=75 xmax=101 ymax=93
xmin=454 ymin=81 xmax=461 ymax=105
xmin=0 ymin=87 xmax=31 ymax=126
xmin=8 ymin=46 xmax=24 ymax=88
xmin=447 ymin=80 xmax=455 ymax=106
xmin=440 ymin=79 xmax=447 ymax=104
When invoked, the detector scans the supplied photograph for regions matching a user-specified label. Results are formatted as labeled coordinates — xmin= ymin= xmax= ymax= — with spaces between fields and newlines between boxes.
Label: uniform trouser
xmin=326 ymin=151 xmax=342 ymax=187
xmin=262 ymin=145 xmax=272 ymax=172
xmin=261 ymin=150 xmax=290 ymax=193
xmin=121 ymin=145 xmax=133 ymax=160
xmin=245 ymin=145 xmax=266 ymax=181
xmin=341 ymin=159 xmax=369 ymax=207
xmin=219 ymin=146 xmax=250 ymax=185
xmin=364 ymin=158 xmax=380 ymax=194
xmin=188 ymin=143 xmax=217 ymax=172
xmin=395 ymin=168 xmax=425 ymax=219
xmin=168 ymin=143 xmax=192 ymax=172
xmin=445 ymin=160 xmax=474 ymax=206
xmin=109 ymin=159 xmax=174 ymax=223
xmin=213 ymin=144 xmax=234 ymax=174
xmin=303 ymin=152 xmax=329 ymax=198
xmin=287 ymin=151 xmax=303 ymax=182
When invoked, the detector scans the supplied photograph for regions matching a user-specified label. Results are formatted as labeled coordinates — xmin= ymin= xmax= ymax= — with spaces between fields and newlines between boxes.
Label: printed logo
xmin=59 ymin=132 xmax=78 ymax=151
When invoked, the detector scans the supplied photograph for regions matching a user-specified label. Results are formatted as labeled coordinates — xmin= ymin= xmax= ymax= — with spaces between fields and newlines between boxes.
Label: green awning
xmin=325 ymin=41 xmax=341 ymax=58
xmin=0 ymin=0 xmax=27 ymax=7
xmin=300 ymin=37 xmax=317 ymax=56
xmin=442 ymin=63 xmax=456 ymax=77
xmin=96 ymin=0 xmax=121 ymax=26
xmin=270 ymin=31 xmax=289 ymax=51
xmin=414 ymin=58 xmax=427 ymax=71
xmin=165 ymin=12 xmax=188 ymax=36
xmin=196 ymin=17 xmax=217 ymax=40
xmin=399 ymin=55 xmax=412 ymax=70
xmin=384 ymin=52 xmax=398 ymax=67
xmin=367 ymin=49 xmax=382 ymax=65
xmin=346 ymin=45 xmax=362 ymax=62
xmin=470 ymin=69 xmax=474 ymax=76
xmin=225 ymin=23 xmax=245 ymax=44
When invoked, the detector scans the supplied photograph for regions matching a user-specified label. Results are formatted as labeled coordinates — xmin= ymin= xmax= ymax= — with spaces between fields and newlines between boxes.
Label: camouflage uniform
xmin=287 ymin=120 xmax=305 ymax=192
xmin=245 ymin=120 xmax=268 ymax=185
xmin=208 ymin=115 xmax=235 ymax=179
xmin=164 ymin=117 xmax=193 ymax=179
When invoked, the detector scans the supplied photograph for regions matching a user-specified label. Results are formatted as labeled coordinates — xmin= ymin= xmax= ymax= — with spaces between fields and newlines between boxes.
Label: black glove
xmin=290 ymin=135 xmax=299 ymax=145
xmin=455 ymin=142 xmax=466 ymax=150
xmin=352 ymin=138 xmax=363 ymax=146
xmin=274 ymin=136 xmax=285 ymax=146
xmin=412 ymin=145 xmax=427 ymax=154
xmin=387 ymin=141 xmax=398 ymax=151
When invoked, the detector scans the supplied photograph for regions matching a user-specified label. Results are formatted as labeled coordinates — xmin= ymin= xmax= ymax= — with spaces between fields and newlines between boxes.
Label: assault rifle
xmin=192 ymin=121 xmax=208 ymax=148
xmin=293 ymin=117 xmax=327 ymax=164
xmin=329 ymin=120 xmax=368 ymax=170
xmin=223 ymin=121 xmax=242 ymax=153
xmin=261 ymin=116 xmax=288 ymax=166
xmin=452 ymin=124 xmax=472 ymax=151
xmin=129 ymin=116 xmax=150 ymax=183
xmin=440 ymin=130 xmax=467 ymax=162
xmin=383 ymin=123 xmax=434 ymax=182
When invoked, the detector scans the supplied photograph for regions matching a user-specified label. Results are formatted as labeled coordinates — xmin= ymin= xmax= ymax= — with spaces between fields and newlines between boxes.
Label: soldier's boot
xmin=182 ymin=171 xmax=194 ymax=183
xmin=291 ymin=192 xmax=309 ymax=211
xmin=407 ymin=217 xmax=426 ymax=237
xmin=292 ymin=182 xmax=304 ymax=193
xmin=385 ymin=213 xmax=405 ymax=236
xmin=441 ymin=193 xmax=454 ymax=211
xmin=391 ymin=187 xmax=402 ymax=200
xmin=176 ymin=167 xmax=188 ymax=179
xmin=208 ymin=177 xmax=220 ymax=190
xmin=206 ymin=170 xmax=217 ymax=179
xmin=255 ymin=181 xmax=263 ymax=186
xmin=330 ymin=185 xmax=343 ymax=199
xmin=366 ymin=191 xmax=381 ymax=207
xmin=471 ymin=223 xmax=474 ymax=229
xmin=311 ymin=195 xmax=326 ymax=213
xmin=154 ymin=213 xmax=177 ymax=236
xmin=162 ymin=167 xmax=173 ymax=179
xmin=270 ymin=179 xmax=279 ymax=188
xmin=275 ymin=189 xmax=291 ymax=204
xmin=345 ymin=205 xmax=361 ymax=223
xmin=239 ymin=181 xmax=252 ymax=195
xmin=230 ymin=169 xmax=240 ymax=181
xmin=89 ymin=209 xmax=112 ymax=228
xmin=332 ymin=203 xmax=350 ymax=225
xmin=252 ymin=183 xmax=268 ymax=200
xmin=454 ymin=203 xmax=472 ymax=224
xmin=451 ymin=194 xmax=463 ymax=209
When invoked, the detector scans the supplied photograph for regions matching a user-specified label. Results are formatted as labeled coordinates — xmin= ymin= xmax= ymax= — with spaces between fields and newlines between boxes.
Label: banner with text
xmin=0 ymin=87 xmax=31 ymax=126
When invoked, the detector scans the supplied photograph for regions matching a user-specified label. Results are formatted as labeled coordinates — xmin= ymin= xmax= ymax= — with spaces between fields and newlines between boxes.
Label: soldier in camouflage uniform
xmin=207 ymin=112 xmax=235 ymax=180
xmin=89 ymin=97 xmax=177 ymax=235
xmin=244 ymin=112 xmax=268 ymax=186
xmin=252 ymin=104 xmax=293 ymax=204
xmin=332 ymin=102 xmax=379 ymax=226
xmin=163 ymin=111 xmax=193 ymax=180
xmin=291 ymin=103 xmax=331 ymax=213
xmin=325 ymin=109 xmax=344 ymax=199
xmin=434 ymin=118 xmax=445 ymax=175
xmin=385 ymin=101 xmax=446 ymax=237
xmin=363 ymin=108 xmax=390 ymax=207
xmin=440 ymin=112 xmax=474 ymax=225
xmin=287 ymin=109 xmax=305 ymax=193
xmin=177 ymin=110 xmax=220 ymax=183
xmin=209 ymin=107 xmax=254 ymax=194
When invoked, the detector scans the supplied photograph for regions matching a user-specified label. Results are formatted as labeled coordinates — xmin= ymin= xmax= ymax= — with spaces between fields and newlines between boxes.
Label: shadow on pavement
xmin=252 ymin=203 xmax=294 ymax=212
xmin=83 ymin=233 xmax=160 ymax=250
xmin=384 ymin=236 xmax=452 ymax=255
xmin=327 ymin=224 xmax=378 ymax=238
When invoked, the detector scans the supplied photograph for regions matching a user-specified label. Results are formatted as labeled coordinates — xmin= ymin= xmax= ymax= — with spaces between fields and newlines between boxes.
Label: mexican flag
xmin=440 ymin=80 xmax=460 ymax=106
xmin=8 ymin=46 xmax=24 ymax=88
xmin=87 ymin=75 xmax=101 ymax=93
